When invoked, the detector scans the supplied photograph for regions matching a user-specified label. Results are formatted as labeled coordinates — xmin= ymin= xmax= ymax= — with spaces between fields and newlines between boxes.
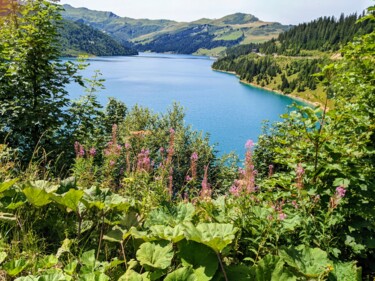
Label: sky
xmin=58 ymin=0 xmax=373 ymax=25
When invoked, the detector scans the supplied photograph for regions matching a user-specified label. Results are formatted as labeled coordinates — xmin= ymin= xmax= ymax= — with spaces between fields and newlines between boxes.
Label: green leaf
xmin=39 ymin=272 xmax=67 ymax=281
xmin=3 ymin=258 xmax=29 ymax=277
xmin=51 ymin=189 xmax=84 ymax=212
xmin=178 ymin=240 xmax=218 ymax=279
xmin=37 ymin=255 xmax=58 ymax=269
xmin=164 ymin=267 xmax=197 ymax=281
xmin=80 ymin=250 xmax=96 ymax=273
xmin=136 ymin=242 xmax=173 ymax=270
xmin=0 ymin=251 xmax=7 ymax=264
xmin=78 ymin=273 xmax=109 ymax=281
xmin=0 ymin=179 xmax=18 ymax=193
xmin=23 ymin=186 xmax=51 ymax=207
xmin=329 ymin=262 xmax=361 ymax=281
xmin=279 ymin=245 xmax=332 ymax=277
xmin=118 ymin=270 xmax=150 ymax=281
xmin=150 ymin=224 xmax=185 ymax=243
xmin=64 ymin=260 xmax=78 ymax=275
xmin=103 ymin=226 xmax=132 ymax=243
xmin=184 ymin=222 xmax=238 ymax=253
xmin=249 ymin=254 xmax=297 ymax=281
xmin=145 ymin=203 xmax=195 ymax=227
xmin=30 ymin=180 xmax=59 ymax=193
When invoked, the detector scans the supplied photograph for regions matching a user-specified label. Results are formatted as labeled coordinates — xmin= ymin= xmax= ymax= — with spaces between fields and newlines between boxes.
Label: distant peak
xmin=218 ymin=13 xmax=259 ymax=24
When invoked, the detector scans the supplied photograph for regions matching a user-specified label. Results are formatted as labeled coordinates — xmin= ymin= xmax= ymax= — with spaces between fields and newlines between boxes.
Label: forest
xmin=212 ymin=12 xmax=375 ymax=105
xmin=0 ymin=1 xmax=374 ymax=280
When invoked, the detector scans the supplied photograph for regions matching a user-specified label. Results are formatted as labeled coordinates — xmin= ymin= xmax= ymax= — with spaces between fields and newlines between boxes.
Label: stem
xmin=77 ymin=211 xmax=82 ymax=241
xmin=120 ymin=240 xmax=128 ymax=270
xmin=96 ymin=211 xmax=105 ymax=260
xmin=217 ymin=252 xmax=228 ymax=281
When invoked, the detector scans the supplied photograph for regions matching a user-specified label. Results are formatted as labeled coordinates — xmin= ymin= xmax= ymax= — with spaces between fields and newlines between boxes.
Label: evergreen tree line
xmin=213 ymin=55 xmax=325 ymax=93
xmin=223 ymin=11 xmax=375 ymax=59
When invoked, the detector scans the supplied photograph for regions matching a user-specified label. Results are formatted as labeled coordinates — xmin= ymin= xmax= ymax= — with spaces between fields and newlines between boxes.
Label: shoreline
xmin=213 ymin=68 xmax=322 ymax=109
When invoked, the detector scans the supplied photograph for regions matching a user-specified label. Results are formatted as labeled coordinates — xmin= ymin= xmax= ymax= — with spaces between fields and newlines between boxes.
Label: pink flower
xmin=229 ymin=185 xmax=240 ymax=197
xmin=279 ymin=213 xmax=287 ymax=220
xmin=245 ymin=139 xmax=254 ymax=150
xmin=186 ymin=175 xmax=192 ymax=182
xmin=109 ymin=160 xmax=115 ymax=166
xmin=190 ymin=152 xmax=198 ymax=161
xmin=125 ymin=143 xmax=131 ymax=149
xmin=336 ymin=186 xmax=346 ymax=198
xmin=89 ymin=147 xmax=96 ymax=156
xmin=169 ymin=128 xmax=175 ymax=134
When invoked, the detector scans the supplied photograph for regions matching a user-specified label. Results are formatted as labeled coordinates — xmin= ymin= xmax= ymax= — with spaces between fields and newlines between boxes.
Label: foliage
xmin=59 ymin=19 xmax=138 ymax=57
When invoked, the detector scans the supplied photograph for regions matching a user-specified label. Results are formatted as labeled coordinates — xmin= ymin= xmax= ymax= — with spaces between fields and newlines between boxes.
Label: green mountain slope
xmin=61 ymin=5 xmax=291 ymax=55
xmin=59 ymin=19 xmax=138 ymax=56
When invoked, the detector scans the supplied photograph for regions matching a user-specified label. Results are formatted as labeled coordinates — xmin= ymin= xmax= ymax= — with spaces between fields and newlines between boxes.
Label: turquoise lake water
xmin=66 ymin=53 xmax=300 ymax=156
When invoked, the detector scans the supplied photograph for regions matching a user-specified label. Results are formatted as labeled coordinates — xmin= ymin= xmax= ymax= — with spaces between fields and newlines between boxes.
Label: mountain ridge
xmin=61 ymin=5 xmax=292 ymax=55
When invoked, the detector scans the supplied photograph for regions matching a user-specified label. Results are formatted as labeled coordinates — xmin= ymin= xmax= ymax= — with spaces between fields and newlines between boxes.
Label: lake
xmin=66 ymin=53 xmax=300 ymax=156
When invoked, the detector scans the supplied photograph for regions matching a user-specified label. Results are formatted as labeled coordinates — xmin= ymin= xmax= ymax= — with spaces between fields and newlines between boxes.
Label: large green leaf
xmin=136 ymin=242 xmax=173 ymax=270
xmin=118 ymin=270 xmax=150 ymax=281
xmin=78 ymin=273 xmax=109 ymax=281
xmin=150 ymin=224 xmax=185 ymax=243
xmin=38 ymin=272 xmax=67 ymax=281
xmin=145 ymin=203 xmax=195 ymax=227
xmin=80 ymin=250 xmax=96 ymax=273
xmin=279 ymin=245 xmax=331 ymax=278
xmin=0 ymin=178 xmax=18 ymax=193
xmin=184 ymin=222 xmax=238 ymax=253
xmin=3 ymin=258 xmax=29 ymax=276
xmin=51 ymin=189 xmax=84 ymax=212
xmin=23 ymin=185 xmax=51 ymax=207
xmin=30 ymin=180 xmax=59 ymax=193
xmin=329 ymin=262 xmax=361 ymax=281
xmin=249 ymin=254 xmax=297 ymax=281
xmin=103 ymin=225 xmax=132 ymax=243
xmin=178 ymin=240 xmax=218 ymax=279
xmin=164 ymin=267 xmax=197 ymax=281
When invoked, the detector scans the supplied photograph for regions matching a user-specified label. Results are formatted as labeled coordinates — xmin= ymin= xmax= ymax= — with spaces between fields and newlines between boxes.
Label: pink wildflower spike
xmin=336 ymin=186 xmax=346 ymax=198
xmin=229 ymin=185 xmax=240 ymax=197
xmin=89 ymin=147 xmax=96 ymax=156
xmin=245 ymin=139 xmax=254 ymax=150
xmin=125 ymin=143 xmax=131 ymax=149
xmin=169 ymin=128 xmax=175 ymax=134
xmin=200 ymin=165 xmax=212 ymax=199
xmin=190 ymin=152 xmax=198 ymax=161
xmin=296 ymin=163 xmax=304 ymax=189
xmin=268 ymin=164 xmax=274 ymax=177
xmin=109 ymin=160 xmax=115 ymax=166
xmin=186 ymin=175 xmax=192 ymax=182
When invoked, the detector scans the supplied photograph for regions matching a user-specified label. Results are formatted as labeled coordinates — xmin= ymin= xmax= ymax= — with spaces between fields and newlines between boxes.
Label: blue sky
xmin=59 ymin=0 xmax=373 ymax=24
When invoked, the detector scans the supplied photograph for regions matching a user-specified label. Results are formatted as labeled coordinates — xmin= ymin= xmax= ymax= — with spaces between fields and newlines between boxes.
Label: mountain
xmin=59 ymin=19 xmax=138 ymax=56
xmin=61 ymin=5 xmax=291 ymax=56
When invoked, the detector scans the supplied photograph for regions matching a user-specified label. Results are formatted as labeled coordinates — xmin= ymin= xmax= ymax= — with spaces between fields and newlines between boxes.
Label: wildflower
xmin=200 ymin=165 xmax=212 ymax=200
xmin=336 ymin=186 xmax=346 ymax=198
xmin=229 ymin=185 xmax=240 ymax=197
xmin=190 ymin=152 xmax=198 ymax=161
xmin=292 ymin=200 xmax=298 ymax=209
xmin=190 ymin=152 xmax=198 ymax=179
xmin=186 ymin=175 xmax=192 ymax=182
xmin=109 ymin=160 xmax=115 ymax=166
xmin=296 ymin=163 xmax=304 ymax=189
xmin=279 ymin=213 xmax=287 ymax=220
xmin=125 ymin=143 xmax=131 ymax=149
xmin=245 ymin=139 xmax=254 ymax=150
xmin=74 ymin=141 xmax=85 ymax=158
xmin=89 ymin=147 xmax=96 ymax=156
xmin=268 ymin=164 xmax=274 ymax=177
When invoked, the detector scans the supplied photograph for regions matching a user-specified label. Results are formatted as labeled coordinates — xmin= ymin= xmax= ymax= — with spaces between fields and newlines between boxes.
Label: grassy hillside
xmin=61 ymin=6 xmax=291 ymax=55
